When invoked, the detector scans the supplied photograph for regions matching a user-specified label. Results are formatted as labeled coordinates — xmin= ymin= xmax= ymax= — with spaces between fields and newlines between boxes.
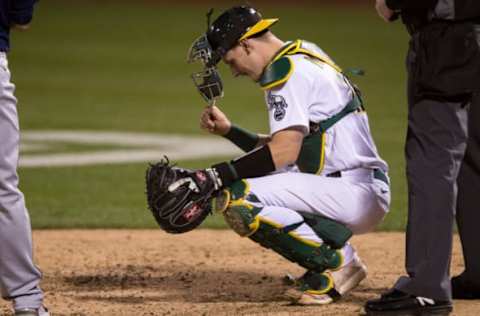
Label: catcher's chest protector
xmin=259 ymin=40 xmax=364 ymax=174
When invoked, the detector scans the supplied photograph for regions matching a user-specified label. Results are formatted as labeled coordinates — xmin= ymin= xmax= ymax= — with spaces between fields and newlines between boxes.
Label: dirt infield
xmin=1 ymin=230 xmax=479 ymax=316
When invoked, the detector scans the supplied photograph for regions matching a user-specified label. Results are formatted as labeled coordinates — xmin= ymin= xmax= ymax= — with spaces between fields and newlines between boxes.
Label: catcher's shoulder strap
xmin=314 ymin=94 xmax=363 ymax=134
xmin=259 ymin=56 xmax=294 ymax=90
xmin=259 ymin=39 xmax=343 ymax=90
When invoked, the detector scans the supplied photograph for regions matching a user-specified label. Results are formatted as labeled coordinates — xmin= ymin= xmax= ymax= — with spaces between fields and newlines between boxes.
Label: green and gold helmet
xmin=206 ymin=6 xmax=278 ymax=65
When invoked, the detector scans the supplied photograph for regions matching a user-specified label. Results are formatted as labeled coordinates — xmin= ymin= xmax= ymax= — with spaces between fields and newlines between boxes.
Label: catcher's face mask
xmin=187 ymin=35 xmax=224 ymax=105
xmin=187 ymin=6 xmax=278 ymax=105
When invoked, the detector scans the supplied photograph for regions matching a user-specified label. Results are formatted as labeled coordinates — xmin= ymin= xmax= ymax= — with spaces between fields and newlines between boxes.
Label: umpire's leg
xmin=394 ymin=92 xmax=469 ymax=301
xmin=456 ymin=92 xmax=480 ymax=286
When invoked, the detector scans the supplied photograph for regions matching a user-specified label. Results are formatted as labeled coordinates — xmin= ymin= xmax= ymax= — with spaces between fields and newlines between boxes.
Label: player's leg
xmin=254 ymin=206 xmax=367 ymax=305
xmin=221 ymin=172 xmax=388 ymax=303
xmin=216 ymin=180 xmax=367 ymax=305
xmin=394 ymin=97 xmax=467 ymax=302
xmin=0 ymin=54 xmax=45 ymax=312
xmin=453 ymin=92 xmax=480 ymax=299
xmin=243 ymin=171 xmax=389 ymax=234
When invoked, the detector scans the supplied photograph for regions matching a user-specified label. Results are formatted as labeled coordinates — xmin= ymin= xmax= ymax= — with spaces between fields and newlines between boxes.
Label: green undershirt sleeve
xmin=222 ymin=124 xmax=260 ymax=152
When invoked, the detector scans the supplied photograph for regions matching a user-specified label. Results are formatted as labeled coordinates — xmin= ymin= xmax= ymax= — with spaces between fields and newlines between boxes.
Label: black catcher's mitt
xmin=145 ymin=157 xmax=220 ymax=234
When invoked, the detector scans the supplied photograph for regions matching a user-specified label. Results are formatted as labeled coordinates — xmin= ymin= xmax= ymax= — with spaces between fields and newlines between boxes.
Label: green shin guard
xmin=215 ymin=180 xmax=346 ymax=272
xmin=249 ymin=221 xmax=343 ymax=272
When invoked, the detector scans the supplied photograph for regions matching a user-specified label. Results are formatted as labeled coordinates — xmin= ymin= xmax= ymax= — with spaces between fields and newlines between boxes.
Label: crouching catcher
xmin=146 ymin=5 xmax=391 ymax=306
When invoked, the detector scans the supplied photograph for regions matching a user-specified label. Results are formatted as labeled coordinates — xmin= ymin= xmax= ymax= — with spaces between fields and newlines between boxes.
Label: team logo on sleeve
xmin=267 ymin=92 xmax=288 ymax=121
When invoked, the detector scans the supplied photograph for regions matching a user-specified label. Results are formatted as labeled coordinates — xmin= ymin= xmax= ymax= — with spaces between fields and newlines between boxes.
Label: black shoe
xmin=452 ymin=274 xmax=480 ymax=300
xmin=364 ymin=289 xmax=452 ymax=315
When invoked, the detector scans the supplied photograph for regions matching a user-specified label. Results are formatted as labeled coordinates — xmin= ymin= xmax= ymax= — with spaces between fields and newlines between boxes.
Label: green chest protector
xmin=259 ymin=40 xmax=364 ymax=174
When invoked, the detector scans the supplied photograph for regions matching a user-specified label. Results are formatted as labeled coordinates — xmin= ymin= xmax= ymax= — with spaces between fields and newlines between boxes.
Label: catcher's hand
xmin=145 ymin=157 xmax=222 ymax=234
xmin=200 ymin=105 xmax=231 ymax=135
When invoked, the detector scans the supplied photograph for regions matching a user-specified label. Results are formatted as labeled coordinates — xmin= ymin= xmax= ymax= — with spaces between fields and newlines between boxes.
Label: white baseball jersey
xmin=243 ymin=40 xmax=391 ymax=267
xmin=264 ymin=41 xmax=388 ymax=176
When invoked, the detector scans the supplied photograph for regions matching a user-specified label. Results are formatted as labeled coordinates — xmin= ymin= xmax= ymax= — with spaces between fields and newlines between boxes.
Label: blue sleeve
xmin=10 ymin=0 xmax=36 ymax=25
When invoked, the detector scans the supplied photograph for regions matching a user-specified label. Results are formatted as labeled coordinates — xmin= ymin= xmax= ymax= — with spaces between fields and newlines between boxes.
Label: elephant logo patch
xmin=267 ymin=92 xmax=288 ymax=121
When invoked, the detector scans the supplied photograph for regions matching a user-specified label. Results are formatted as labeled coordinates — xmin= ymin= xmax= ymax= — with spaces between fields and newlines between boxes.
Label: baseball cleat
xmin=14 ymin=306 xmax=50 ymax=316
xmin=364 ymin=289 xmax=452 ymax=315
xmin=285 ymin=254 xmax=367 ymax=305
xmin=451 ymin=274 xmax=480 ymax=300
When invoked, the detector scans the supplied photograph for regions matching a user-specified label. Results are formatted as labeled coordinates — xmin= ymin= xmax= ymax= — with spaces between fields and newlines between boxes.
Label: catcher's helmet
xmin=186 ymin=6 xmax=277 ymax=104
xmin=206 ymin=6 xmax=278 ymax=65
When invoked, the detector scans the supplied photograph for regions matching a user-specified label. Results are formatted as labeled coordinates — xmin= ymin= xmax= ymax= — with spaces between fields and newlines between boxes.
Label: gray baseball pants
xmin=456 ymin=92 xmax=480 ymax=286
xmin=393 ymin=32 xmax=471 ymax=301
xmin=0 ymin=52 xmax=44 ymax=310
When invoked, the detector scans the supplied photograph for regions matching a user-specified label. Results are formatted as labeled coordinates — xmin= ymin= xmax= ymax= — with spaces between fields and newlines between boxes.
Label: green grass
xmin=20 ymin=158 xmax=229 ymax=229
xmin=13 ymin=1 xmax=409 ymax=230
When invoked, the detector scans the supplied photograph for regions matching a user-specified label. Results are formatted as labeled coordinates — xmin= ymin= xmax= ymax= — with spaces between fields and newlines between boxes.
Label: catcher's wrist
xmin=204 ymin=168 xmax=224 ymax=190
xmin=222 ymin=124 xmax=260 ymax=152
xmin=210 ymin=162 xmax=237 ymax=188
xmin=212 ymin=145 xmax=276 ymax=187
xmin=218 ymin=122 xmax=232 ymax=136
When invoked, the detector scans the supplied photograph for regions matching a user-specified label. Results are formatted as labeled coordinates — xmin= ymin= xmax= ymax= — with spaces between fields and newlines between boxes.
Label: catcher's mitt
xmin=145 ymin=157 xmax=218 ymax=234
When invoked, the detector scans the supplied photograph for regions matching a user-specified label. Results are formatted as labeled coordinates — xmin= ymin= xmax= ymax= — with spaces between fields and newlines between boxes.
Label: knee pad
xmin=214 ymin=180 xmax=262 ymax=237
xmin=214 ymin=180 xmax=343 ymax=272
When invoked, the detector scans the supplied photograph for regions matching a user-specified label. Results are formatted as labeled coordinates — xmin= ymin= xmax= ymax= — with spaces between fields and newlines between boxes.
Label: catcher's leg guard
xmin=215 ymin=180 xmax=346 ymax=273
xmin=249 ymin=218 xmax=343 ymax=272
xmin=214 ymin=180 xmax=263 ymax=236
